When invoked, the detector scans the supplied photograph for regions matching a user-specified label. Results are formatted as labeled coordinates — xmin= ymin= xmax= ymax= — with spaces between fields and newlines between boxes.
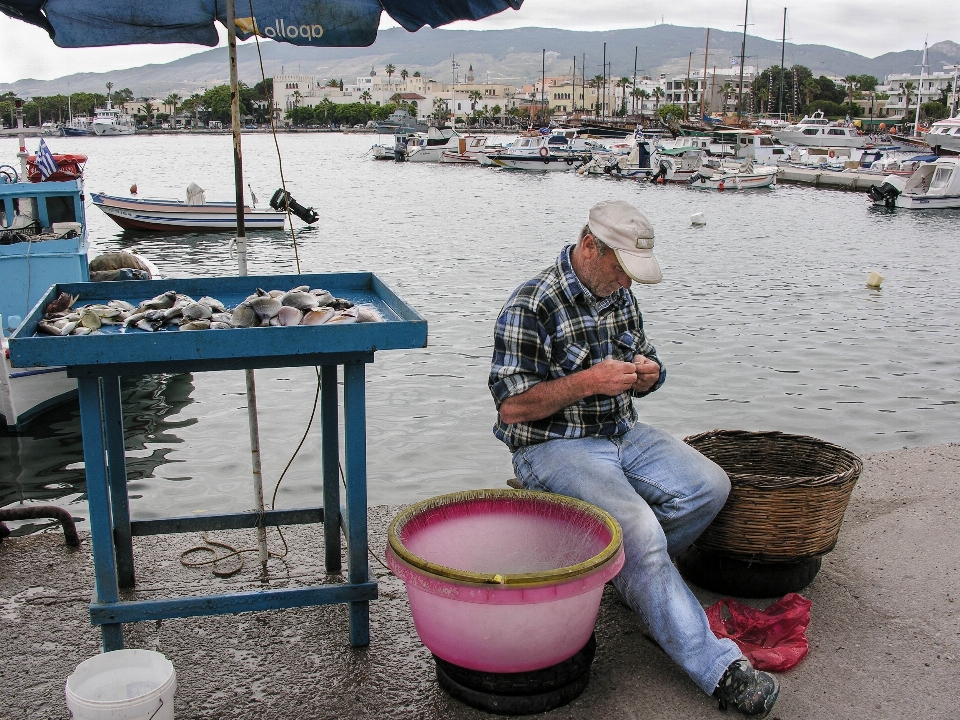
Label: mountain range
xmin=3 ymin=25 xmax=958 ymax=99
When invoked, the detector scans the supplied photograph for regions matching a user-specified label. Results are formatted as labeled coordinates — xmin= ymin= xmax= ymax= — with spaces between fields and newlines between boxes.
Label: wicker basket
xmin=683 ymin=430 xmax=863 ymax=562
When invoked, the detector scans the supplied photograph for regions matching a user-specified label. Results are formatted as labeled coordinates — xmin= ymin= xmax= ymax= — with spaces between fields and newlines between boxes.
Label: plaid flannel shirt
xmin=490 ymin=245 xmax=665 ymax=451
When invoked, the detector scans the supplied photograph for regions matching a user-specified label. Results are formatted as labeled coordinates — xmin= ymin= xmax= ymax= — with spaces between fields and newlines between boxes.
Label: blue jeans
xmin=511 ymin=422 xmax=742 ymax=694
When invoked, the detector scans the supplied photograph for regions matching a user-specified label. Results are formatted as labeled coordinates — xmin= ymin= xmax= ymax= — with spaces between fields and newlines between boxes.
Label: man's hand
xmin=588 ymin=358 xmax=639 ymax=396
xmin=631 ymin=355 xmax=660 ymax=393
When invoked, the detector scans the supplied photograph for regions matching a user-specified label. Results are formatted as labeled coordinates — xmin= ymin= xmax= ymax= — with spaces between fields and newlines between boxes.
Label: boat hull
xmin=92 ymin=194 xmax=287 ymax=231
xmin=493 ymin=153 xmax=590 ymax=171
xmin=689 ymin=171 xmax=777 ymax=190
xmin=0 ymin=356 xmax=75 ymax=431
xmin=889 ymin=194 xmax=960 ymax=209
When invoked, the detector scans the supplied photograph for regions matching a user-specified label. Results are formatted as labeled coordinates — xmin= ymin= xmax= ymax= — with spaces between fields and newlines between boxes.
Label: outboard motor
xmin=867 ymin=177 xmax=904 ymax=208
xmin=270 ymin=188 xmax=319 ymax=224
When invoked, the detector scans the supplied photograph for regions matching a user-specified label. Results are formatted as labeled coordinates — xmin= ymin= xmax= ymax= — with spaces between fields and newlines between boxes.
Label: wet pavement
xmin=2 ymin=444 xmax=958 ymax=719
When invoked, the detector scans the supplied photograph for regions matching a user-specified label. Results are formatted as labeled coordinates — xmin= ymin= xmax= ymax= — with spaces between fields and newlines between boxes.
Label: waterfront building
xmin=881 ymin=69 xmax=956 ymax=120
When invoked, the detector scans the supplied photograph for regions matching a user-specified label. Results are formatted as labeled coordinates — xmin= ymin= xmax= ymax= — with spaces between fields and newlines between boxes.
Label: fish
xmin=210 ymin=322 xmax=231 ymax=330
xmin=329 ymin=298 xmax=354 ymax=310
xmin=210 ymin=312 xmax=232 ymax=324
xmin=277 ymin=306 xmax=302 ymax=326
xmin=45 ymin=292 xmax=77 ymax=315
xmin=310 ymin=289 xmax=334 ymax=306
xmin=267 ymin=289 xmax=285 ymax=299
xmin=357 ymin=305 xmax=384 ymax=323
xmin=248 ymin=296 xmax=282 ymax=321
xmin=180 ymin=319 xmax=212 ymax=331
xmin=71 ymin=326 xmax=93 ymax=336
xmin=37 ymin=321 xmax=61 ymax=336
xmin=79 ymin=307 xmax=102 ymax=329
xmin=327 ymin=307 xmax=359 ymax=324
xmin=138 ymin=290 xmax=178 ymax=311
xmin=124 ymin=312 xmax=146 ymax=327
xmin=163 ymin=306 xmax=183 ymax=321
xmin=280 ymin=290 xmax=319 ymax=311
xmin=301 ymin=307 xmax=335 ymax=326
xmin=182 ymin=302 xmax=213 ymax=321
xmin=136 ymin=319 xmax=163 ymax=332
xmin=229 ymin=303 xmax=259 ymax=328
xmin=288 ymin=285 xmax=310 ymax=293
xmin=108 ymin=299 xmax=136 ymax=312
xmin=198 ymin=296 xmax=226 ymax=313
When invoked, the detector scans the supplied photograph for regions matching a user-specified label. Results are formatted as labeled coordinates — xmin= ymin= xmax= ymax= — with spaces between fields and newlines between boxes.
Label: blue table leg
xmin=320 ymin=365 xmax=341 ymax=574
xmin=101 ymin=376 xmax=134 ymax=589
xmin=78 ymin=376 xmax=123 ymax=651
xmin=343 ymin=362 xmax=369 ymax=647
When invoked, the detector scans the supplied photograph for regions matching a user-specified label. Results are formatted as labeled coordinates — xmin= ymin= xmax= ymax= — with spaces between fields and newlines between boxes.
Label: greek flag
xmin=35 ymin=138 xmax=58 ymax=180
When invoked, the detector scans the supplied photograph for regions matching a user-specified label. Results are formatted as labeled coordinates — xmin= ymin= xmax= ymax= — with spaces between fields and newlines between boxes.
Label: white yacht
xmin=91 ymin=99 xmax=136 ymax=136
xmin=868 ymin=157 xmax=960 ymax=209
xmin=922 ymin=116 xmax=960 ymax=155
xmin=771 ymin=111 xmax=867 ymax=148
xmin=405 ymin=127 xmax=461 ymax=162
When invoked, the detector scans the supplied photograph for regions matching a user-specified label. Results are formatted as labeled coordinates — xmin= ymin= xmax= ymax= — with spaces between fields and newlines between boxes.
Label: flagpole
xmin=226 ymin=0 xmax=270 ymax=577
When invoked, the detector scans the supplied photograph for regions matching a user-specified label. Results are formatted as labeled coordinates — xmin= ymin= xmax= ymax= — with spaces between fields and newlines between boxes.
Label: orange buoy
xmin=130 ymin=184 xmax=138 ymax=195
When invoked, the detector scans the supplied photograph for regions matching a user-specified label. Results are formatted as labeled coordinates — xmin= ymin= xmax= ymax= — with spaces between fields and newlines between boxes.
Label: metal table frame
xmin=73 ymin=353 xmax=376 ymax=651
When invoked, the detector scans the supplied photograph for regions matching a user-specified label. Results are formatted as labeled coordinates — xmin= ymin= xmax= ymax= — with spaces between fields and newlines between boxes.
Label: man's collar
xmin=557 ymin=244 xmax=628 ymax=310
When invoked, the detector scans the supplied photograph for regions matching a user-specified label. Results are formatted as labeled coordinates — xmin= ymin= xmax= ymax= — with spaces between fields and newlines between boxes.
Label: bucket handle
xmin=147 ymin=697 xmax=164 ymax=720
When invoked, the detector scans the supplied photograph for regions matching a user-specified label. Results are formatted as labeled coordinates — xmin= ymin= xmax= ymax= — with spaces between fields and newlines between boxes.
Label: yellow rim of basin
xmin=387 ymin=489 xmax=623 ymax=588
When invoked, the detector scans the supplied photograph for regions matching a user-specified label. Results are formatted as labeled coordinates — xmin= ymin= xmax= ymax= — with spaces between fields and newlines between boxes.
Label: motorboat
xmin=649 ymin=147 xmax=708 ymax=183
xmin=61 ymin=117 xmax=95 ymax=137
xmin=375 ymin=109 xmax=429 ymax=134
xmin=687 ymin=158 xmax=778 ymax=190
xmin=91 ymin=183 xmax=317 ymax=232
xmin=91 ymin=99 xmax=136 ymax=136
xmin=868 ymin=156 xmax=960 ymax=209
xmin=922 ymin=116 xmax=960 ymax=155
xmin=439 ymin=136 xmax=491 ymax=164
xmin=1 ymin=159 xmax=89 ymax=430
xmin=578 ymin=137 xmax=657 ymax=179
xmin=486 ymin=133 xmax=594 ymax=171
xmin=406 ymin=127 xmax=462 ymax=162
xmin=771 ymin=111 xmax=868 ymax=148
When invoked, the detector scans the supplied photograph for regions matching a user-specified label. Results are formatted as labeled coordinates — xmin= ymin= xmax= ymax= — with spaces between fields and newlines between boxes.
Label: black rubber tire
xmin=677 ymin=546 xmax=822 ymax=598
xmin=437 ymin=663 xmax=590 ymax=715
xmin=434 ymin=634 xmax=595 ymax=696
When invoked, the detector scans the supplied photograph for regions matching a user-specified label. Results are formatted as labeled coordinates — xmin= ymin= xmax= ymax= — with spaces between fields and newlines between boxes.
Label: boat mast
xmin=633 ymin=47 xmax=638 ymax=116
xmin=573 ymin=55 xmax=577 ymax=116
xmin=684 ymin=52 xmax=692 ymax=121
xmin=225 ymin=0 xmax=270 ymax=576
xmin=778 ymin=8 xmax=786 ymax=119
xmin=914 ymin=40 xmax=928 ymax=137
xmin=451 ymin=55 xmax=458 ymax=128
xmin=541 ymin=48 xmax=546 ymax=126
xmin=699 ymin=29 xmax=711 ymax=122
xmin=602 ymin=42 xmax=606 ymax=121
xmin=737 ymin=0 xmax=748 ymax=123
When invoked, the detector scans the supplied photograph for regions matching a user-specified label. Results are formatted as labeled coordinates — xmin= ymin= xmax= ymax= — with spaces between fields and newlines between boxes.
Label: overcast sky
xmin=1 ymin=1 xmax=955 ymax=85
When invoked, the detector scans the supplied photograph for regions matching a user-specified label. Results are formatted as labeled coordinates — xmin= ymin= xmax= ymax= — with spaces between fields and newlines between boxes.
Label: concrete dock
xmin=2 ymin=444 xmax=958 ymax=719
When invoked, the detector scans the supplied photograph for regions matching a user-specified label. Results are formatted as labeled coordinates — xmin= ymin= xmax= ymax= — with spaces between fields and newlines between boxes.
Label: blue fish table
xmin=9 ymin=272 xmax=427 ymax=651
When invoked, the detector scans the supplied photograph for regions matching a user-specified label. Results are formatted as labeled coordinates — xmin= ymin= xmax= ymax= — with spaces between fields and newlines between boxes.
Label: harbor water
xmin=1 ymin=133 xmax=959 ymax=533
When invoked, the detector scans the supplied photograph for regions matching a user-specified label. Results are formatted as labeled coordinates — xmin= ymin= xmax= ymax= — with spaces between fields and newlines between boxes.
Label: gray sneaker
xmin=714 ymin=658 xmax=780 ymax=718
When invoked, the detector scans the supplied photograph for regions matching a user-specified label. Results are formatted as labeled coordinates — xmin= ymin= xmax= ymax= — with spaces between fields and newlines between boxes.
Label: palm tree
xmin=720 ymin=82 xmax=733 ymax=112
xmin=802 ymin=79 xmax=819 ymax=108
xmin=843 ymin=75 xmax=859 ymax=105
xmin=615 ymin=77 xmax=631 ymax=116
xmin=634 ymin=88 xmax=649 ymax=117
xmin=412 ymin=71 xmax=421 ymax=78
xmin=292 ymin=90 xmax=303 ymax=108
xmin=164 ymin=93 xmax=181 ymax=126
xmin=902 ymin=81 xmax=916 ymax=121
xmin=142 ymin=100 xmax=154 ymax=126
xmin=652 ymin=86 xmax=664 ymax=114
xmin=325 ymin=79 xmax=339 ymax=88
xmin=359 ymin=90 xmax=372 ymax=105
xmin=390 ymin=92 xmax=403 ymax=105
xmin=400 ymin=69 xmax=408 ymax=83
xmin=385 ymin=63 xmax=396 ymax=85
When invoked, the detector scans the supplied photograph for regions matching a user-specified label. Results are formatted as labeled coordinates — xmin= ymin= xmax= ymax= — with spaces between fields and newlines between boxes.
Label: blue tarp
xmin=0 ymin=0 xmax=522 ymax=47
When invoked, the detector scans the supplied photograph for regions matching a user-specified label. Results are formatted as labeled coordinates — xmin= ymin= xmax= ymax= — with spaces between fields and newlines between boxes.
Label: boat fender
xmin=717 ymin=180 xmax=725 ymax=191
xmin=566 ymin=158 xmax=575 ymax=166
xmin=687 ymin=173 xmax=700 ymax=185
xmin=828 ymin=149 xmax=835 ymax=158
xmin=539 ymin=147 xmax=549 ymax=157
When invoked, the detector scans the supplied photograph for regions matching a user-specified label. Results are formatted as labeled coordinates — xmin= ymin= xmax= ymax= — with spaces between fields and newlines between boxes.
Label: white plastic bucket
xmin=65 ymin=649 xmax=176 ymax=720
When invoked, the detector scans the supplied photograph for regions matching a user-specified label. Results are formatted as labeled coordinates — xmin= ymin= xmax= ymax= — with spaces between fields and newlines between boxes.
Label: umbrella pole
xmin=226 ymin=0 xmax=269 ymax=576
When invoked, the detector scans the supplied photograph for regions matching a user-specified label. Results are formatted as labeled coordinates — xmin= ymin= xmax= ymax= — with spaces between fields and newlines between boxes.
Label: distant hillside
xmin=2 ymin=26 xmax=957 ymax=98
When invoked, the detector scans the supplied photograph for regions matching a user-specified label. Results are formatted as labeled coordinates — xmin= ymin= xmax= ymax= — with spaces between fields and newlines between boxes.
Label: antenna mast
xmin=737 ymin=0 xmax=748 ymax=123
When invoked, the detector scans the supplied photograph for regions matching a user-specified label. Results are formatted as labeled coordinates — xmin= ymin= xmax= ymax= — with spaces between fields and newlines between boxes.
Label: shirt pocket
xmin=550 ymin=341 xmax=590 ymax=378
xmin=612 ymin=331 xmax=641 ymax=362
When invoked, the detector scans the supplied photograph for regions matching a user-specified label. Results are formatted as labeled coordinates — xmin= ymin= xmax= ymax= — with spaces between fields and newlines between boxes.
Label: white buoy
xmin=866 ymin=271 xmax=884 ymax=289
xmin=690 ymin=212 xmax=706 ymax=226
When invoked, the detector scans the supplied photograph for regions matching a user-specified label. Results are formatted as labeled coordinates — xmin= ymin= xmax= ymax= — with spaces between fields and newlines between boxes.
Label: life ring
xmin=828 ymin=149 xmax=836 ymax=159
xmin=566 ymin=158 xmax=574 ymax=166
xmin=539 ymin=147 xmax=549 ymax=157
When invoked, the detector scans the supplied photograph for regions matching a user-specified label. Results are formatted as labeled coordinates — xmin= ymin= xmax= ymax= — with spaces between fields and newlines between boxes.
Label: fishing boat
xmin=649 ymin=147 xmax=708 ymax=182
xmin=868 ymin=157 xmax=960 ymax=209
xmin=687 ymin=158 xmax=778 ymax=190
xmin=61 ymin=117 xmax=95 ymax=137
xmin=439 ymin=136 xmax=492 ymax=164
xmin=1 ymin=158 xmax=88 ymax=430
xmin=91 ymin=183 xmax=300 ymax=231
xmin=771 ymin=111 xmax=868 ymax=148
xmin=405 ymin=127 xmax=462 ymax=162
xmin=922 ymin=116 xmax=960 ymax=155
xmin=578 ymin=136 xmax=657 ymax=179
xmin=375 ymin=108 xmax=429 ymax=134
xmin=91 ymin=98 xmax=136 ymax=136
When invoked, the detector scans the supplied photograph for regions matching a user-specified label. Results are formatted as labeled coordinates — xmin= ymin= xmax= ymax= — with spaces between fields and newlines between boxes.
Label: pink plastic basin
xmin=386 ymin=489 xmax=624 ymax=673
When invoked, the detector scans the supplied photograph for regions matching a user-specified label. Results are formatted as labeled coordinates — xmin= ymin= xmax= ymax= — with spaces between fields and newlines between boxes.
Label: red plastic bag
xmin=706 ymin=593 xmax=812 ymax=672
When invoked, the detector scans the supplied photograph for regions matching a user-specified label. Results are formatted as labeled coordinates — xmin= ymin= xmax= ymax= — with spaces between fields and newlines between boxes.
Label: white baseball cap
xmin=588 ymin=200 xmax=662 ymax=284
